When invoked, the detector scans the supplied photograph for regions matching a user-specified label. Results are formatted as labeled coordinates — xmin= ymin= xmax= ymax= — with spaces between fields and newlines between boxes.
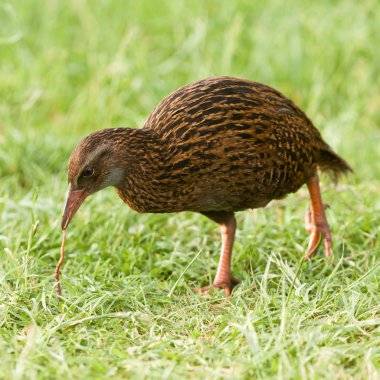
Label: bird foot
xmin=304 ymin=203 xmax=332 ymax=259
xmin=194 ymin=277 xmax=240 ymax=296
xmin=305 ymin=204 xmax=330 ymax=233
xmin=305 ymin=221 xmax=332 ymax=259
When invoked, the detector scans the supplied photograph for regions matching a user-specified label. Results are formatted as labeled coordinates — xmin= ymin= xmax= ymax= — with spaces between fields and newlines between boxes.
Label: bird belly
xmin=183 ymin=185 xmax=271 ymax=212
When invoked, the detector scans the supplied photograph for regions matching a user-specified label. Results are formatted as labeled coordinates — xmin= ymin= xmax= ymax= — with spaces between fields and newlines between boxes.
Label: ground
xmin=0 ymin=1 xmax=379 ymax=379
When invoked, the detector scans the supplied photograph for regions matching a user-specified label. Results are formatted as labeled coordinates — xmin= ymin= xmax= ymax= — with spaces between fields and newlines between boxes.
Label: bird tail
xmin=317 ymin=146 xmax=353 ymax=181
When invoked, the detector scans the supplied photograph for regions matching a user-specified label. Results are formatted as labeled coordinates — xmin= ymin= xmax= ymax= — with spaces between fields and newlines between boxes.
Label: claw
xmin=305 ymin=229 xmax=323 ymax=259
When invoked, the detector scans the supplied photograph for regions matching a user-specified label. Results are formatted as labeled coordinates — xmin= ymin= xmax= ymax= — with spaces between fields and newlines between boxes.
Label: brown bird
xmin=62 ymin=76 xmax=352 ymax=295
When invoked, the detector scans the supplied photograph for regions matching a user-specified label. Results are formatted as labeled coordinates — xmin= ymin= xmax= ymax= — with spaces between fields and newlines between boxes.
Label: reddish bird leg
xmin=305 ymin=175 xmax=332 ymax=259
xmin=197 ymin=211 xmax=240 ymax=295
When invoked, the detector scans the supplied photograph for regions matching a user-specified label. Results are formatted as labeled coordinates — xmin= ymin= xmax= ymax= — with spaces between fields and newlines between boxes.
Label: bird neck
xmin=114 ymin=128 xmax=171 ymax=212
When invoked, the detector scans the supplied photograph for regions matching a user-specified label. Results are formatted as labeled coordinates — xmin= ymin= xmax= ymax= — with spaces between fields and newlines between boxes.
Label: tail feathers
xmin=317 ymin=147 xmax=353 ymax=181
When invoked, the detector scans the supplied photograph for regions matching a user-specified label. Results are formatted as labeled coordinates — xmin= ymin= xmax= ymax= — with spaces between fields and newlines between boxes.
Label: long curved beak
xmin=61 ymin=185 xmax=89 ymax=230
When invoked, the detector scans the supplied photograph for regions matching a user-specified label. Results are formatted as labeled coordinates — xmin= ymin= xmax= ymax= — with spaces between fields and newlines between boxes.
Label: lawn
xmin=0 ymin=0 xmax=379 ymax=379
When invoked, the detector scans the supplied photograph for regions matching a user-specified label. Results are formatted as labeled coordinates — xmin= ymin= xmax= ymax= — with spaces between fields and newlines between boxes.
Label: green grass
xmin=0 ymin=0 xmax=379 ymax=379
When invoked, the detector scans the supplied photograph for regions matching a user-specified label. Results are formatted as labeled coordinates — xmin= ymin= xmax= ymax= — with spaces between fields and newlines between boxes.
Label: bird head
xmin=61 ymin=130 xmax=124 ymax=230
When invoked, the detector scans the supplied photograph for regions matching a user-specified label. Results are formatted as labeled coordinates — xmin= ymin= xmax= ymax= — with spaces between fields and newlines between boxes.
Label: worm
xmin=55 ymin=229 xmax=66 ymax=297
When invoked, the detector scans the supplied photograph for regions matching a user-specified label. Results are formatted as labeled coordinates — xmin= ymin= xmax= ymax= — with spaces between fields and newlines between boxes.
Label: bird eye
xmin=82 ymin=167 xmax=95 ymax=178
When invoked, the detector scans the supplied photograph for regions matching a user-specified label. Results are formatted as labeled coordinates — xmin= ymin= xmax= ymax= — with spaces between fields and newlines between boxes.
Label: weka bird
xmin=62 ymin=76 xmax=351 ymax=295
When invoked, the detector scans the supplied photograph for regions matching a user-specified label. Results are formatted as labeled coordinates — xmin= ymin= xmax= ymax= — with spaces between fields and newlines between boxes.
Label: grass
xmin=0 ymin=0 xmax=379 ymax=378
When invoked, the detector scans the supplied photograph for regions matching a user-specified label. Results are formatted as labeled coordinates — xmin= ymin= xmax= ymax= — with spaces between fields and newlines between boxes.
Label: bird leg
xmin=305 ymin=175 xmax=332 ymax=259
xmin=197 ymin=211 xmax=240 ymax=295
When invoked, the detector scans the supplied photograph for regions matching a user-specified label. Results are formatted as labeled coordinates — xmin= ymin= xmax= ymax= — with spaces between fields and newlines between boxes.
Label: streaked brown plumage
xmin=62 ymin=76 xmax=352 ymax=295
